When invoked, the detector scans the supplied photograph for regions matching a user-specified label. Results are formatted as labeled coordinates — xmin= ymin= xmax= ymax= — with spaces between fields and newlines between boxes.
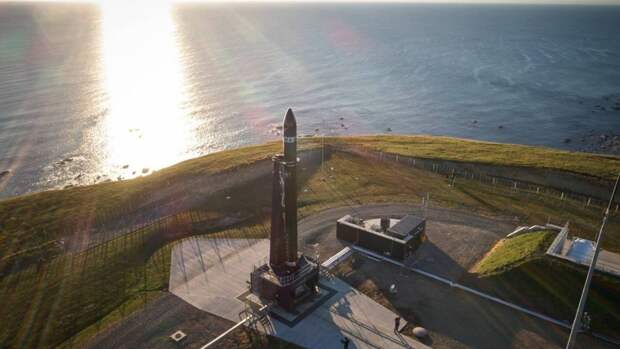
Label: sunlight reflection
xmin=100 ymin=1 xmax=194 ymax=175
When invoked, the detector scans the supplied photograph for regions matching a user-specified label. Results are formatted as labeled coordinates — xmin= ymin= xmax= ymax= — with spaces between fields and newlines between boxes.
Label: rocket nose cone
xmin=283 ymin=108 xmax=296 ymax=135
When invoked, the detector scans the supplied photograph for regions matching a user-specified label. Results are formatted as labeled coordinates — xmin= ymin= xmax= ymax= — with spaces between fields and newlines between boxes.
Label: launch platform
xmin=249 ymin=255 xmax=320 ymax=312
xmin=168 ymin=237 xmax=425 ymax=349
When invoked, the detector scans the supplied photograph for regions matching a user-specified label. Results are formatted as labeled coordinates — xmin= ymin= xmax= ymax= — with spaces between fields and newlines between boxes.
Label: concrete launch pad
xmin=169 ymin=237 xmax=429 ymax=349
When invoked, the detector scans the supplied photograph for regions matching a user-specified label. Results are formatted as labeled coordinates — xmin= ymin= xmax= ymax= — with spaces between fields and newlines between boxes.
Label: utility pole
xmin=565 ymin=173 xmax=620 ymax=349
xmin=321 ymin=118 xmax=325 ymax=175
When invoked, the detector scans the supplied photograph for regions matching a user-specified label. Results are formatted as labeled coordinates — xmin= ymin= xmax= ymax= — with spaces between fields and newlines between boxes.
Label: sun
xmin=97 ymin=0 xmax=196 ymax=176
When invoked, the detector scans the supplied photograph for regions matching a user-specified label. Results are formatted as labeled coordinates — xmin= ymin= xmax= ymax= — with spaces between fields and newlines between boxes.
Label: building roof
xmin=388 ymin=215 xmax=425 ymax=238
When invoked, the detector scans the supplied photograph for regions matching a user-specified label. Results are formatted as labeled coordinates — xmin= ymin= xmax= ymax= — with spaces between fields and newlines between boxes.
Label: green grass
xmin=331 ymin=135 xmax=620 ymax=180
xmin=0 ymin=214 xmax=274 ymax=348
xmin=473 ymin=231 xmax=556 ymax=276
xmin=471 ymin=257 xmax=620 ymax=337
xmin=1 ymin=136 xmax=620 ymax=347
xmin=466 ymin=228 xmax=620 ymax=337
xmin=0 ymin=140 xmax=318 ymax=276
xmin=2 ymin=135 xmax=617 ymax=275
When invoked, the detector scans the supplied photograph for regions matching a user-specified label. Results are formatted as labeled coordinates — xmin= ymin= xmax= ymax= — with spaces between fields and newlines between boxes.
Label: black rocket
xmin=255 ymin=108 xmax=320 ymax=311
xmin=269 ymin=109 xmax=299 ymax=272
xmin=283 ymin=109 xmax=298 ymax=266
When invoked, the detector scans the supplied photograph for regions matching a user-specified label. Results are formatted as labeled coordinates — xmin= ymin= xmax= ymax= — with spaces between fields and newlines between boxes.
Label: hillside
xmin=472 ymin=230 xmax=556 ymax=276
xmin=1 ymin=135 xmax=619 ymax=348
xmin=335 ymin=135 xmax=620 ymax=180
xmin=469 ymin=231 xmax=620 ymax=339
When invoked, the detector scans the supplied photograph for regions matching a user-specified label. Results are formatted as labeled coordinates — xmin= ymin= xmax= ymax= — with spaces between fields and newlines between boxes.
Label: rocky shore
xmin=577 ymin=131 xmax=620 ymax=155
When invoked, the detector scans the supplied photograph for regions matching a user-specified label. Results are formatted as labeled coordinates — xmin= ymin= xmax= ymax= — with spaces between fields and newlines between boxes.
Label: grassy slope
xmin=472 ymin=257 xmax=620 ymax=337
xmin=468 ymin=230 xmax=620 ymax=337
xmin=473 ymin=231 xmax=556 ymax=276
xmin=0 ymin=141 xmax=287 ymax=274
xmin=2 ymin=135 xmax=619 ymax=271
xmin=1 ymin=136 xmax=620 ymax=347
xmin=333 ymin=135 xmax=620 ymax=180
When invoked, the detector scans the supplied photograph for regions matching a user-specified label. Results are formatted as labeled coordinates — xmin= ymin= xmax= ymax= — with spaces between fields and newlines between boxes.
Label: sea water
xmin=0 ymin=3 xmax=619 ymax=197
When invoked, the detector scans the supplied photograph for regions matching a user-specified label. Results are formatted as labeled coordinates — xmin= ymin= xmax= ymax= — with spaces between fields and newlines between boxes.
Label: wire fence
xmin=337 ymin=145 xmax=619 ymax=214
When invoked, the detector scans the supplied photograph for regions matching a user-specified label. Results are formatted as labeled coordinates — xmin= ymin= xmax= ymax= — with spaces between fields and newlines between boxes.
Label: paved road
xmin=337 ymin=253 xmax=616 ymax=349
xmin=299 ymin=203 xmax=513 ymax=280
xmin=299 ymin=204 xmax=616 ymax=349
xmin=299 ymin=203 xmax=513 ymax=242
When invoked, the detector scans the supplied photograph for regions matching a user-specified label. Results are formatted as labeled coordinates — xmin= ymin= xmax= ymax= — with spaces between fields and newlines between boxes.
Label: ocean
xmin=0 ymin=3 xmax=619 ymax=198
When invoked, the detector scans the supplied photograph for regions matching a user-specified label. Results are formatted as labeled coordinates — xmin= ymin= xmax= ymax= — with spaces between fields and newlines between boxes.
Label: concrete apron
xmin=169 ymin=237 xmax=429 ymax=349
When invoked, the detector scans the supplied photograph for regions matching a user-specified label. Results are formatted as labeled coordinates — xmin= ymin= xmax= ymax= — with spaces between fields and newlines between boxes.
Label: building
xmin=546 ymin=223 xmax=620 ymax=278
xmin=337 ymin=214 xmax=426 ymax=262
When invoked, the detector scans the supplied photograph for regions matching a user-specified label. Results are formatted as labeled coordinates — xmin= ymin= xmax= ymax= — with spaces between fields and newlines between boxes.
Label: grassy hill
xmin=2 ymin=135 xmax=619 ymax=275
xmin=472 ymin=230 xmax=556 ymax=276
xmin=333 ymin=135 xmax=620 ymax=180
xmin=469 ymin=231 xmax=620 ymax=339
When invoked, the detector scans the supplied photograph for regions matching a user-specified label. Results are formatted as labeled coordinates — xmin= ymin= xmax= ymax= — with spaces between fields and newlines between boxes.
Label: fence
xmin=340 ymin=146 xmax=618 ymax=214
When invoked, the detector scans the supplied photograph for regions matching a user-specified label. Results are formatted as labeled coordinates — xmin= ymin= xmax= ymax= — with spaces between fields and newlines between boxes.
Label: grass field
xmin=1 ymin=136 xmax=620 ymax=348
xmin=333 ymin=135 xmax=620 ymax=180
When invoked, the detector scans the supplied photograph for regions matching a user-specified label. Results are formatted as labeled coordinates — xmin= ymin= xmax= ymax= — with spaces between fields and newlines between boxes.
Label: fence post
xmin=586 ymin=198 xmax=591 ymax=207
xmin=560 ymin=192 xmax=565 ymax=201
xmin=396 ymin=154 xmax=399 ymax=162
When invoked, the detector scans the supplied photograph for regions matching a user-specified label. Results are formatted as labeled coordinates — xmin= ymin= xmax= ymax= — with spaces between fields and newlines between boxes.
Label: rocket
xmin=283 ymin=109 xmax=298 ymax=267
xmin=283 ymin=108 xmax=297 ymax=164
xmin=269 ymin=109 xmax=299 ymax=271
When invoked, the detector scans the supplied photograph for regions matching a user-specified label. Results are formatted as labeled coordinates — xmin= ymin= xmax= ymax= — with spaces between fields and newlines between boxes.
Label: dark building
xmin=336 ymin=215 xmax=426 ymax=262
xmin=249 ymin=109 xmax=320 ymax=312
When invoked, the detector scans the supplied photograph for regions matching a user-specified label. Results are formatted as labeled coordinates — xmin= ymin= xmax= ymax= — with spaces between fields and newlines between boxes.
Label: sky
xmin=170 ymin=0 xmax=620 ymax=5
xmin=3 ymin=0 xmax=620 ymax=4
xmin=401 ymin=0 xmax=620 ymax=4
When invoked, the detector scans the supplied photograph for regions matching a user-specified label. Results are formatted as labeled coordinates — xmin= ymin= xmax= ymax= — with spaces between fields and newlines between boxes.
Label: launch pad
xmin=240 ymin=279 xmax=336 ymax=327
xmin=249 ymin=255 xmax=321 ymax=312
xmin=168 ymin=237 xmax=424 ymax=348
xmin=249 ymin=108 xmax=321 ymax=312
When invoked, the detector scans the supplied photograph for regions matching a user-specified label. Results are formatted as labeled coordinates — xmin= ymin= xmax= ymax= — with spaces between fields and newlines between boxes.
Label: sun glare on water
xmin=98 ymin=0 xmax=194 ymax=176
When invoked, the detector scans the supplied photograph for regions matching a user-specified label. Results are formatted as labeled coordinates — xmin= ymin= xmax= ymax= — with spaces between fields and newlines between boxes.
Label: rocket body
xmin=283 ymin=109 xmax=298 ymax=266
xmin=283 ymin=109 xmax=297 ymax=163
xmin=269 ymin=109 xmax=299 ymax=272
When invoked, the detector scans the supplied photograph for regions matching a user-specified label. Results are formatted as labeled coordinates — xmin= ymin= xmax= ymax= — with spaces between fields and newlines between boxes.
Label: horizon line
xmin=2 ymin=0 xmax=620 ymax=5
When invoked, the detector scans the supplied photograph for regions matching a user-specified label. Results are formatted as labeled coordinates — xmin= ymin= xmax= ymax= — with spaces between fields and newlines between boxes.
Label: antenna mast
xmin=565 ymin=173 xmax=620 ymax=349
